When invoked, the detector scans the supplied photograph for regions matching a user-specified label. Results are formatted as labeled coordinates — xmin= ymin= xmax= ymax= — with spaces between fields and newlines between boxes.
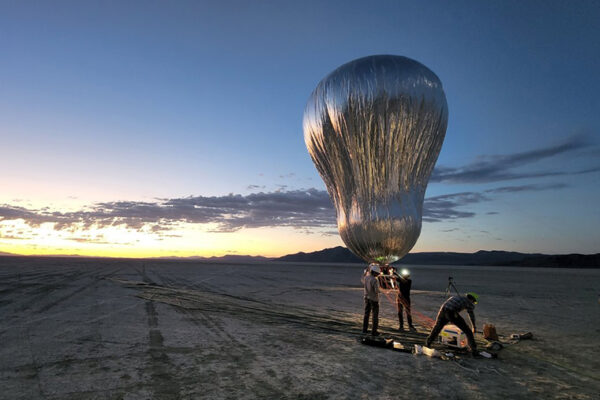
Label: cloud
xmin=431 ymin=135 xmax=598 ymax=183
xmin=0 ymin=205 xmax=60 ymax=227
xmin=484 ymin=183 xmax=569 ymax=194
xmin=421 ymin=182 xmax=570 ymax=222
xmin=0 ymin=180 xmax=574 ymax=236
xmin=247 ymin=184 xmax=266 ymax=191
xmin=0 ymin=233 xmax=32 ymax=240
xmin=422 ymin=192 xmax=484 ymax=222
xmin=0 ymin=189 xmax=336 ymax=234
xmin=66 ymin=237 xmax=117 ymax=245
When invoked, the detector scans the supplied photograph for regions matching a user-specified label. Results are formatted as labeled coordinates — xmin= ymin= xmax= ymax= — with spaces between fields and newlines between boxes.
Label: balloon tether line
xmin=376 ymin=272 xmax=435 ymax=330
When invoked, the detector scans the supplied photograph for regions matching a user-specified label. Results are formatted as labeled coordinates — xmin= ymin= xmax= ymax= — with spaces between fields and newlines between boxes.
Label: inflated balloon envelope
xmin=303 ymin=55 xmax=448 ymax=265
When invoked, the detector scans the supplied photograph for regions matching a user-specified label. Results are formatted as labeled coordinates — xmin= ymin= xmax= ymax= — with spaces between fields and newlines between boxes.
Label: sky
xmin=1 ymin=0 xmax=599 ymax=258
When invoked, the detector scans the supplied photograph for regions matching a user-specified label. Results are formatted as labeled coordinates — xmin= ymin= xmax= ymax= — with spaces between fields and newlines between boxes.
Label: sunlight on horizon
xmin=0 ymin=219 xmax=346 ymax=258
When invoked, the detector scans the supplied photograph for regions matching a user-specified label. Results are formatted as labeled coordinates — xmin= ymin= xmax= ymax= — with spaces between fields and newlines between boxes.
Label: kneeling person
xmin=425 ymin=293 xmax=479 ymax=354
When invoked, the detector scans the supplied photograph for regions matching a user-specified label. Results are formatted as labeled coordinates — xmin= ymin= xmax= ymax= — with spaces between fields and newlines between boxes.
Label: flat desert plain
xmin=0 ymin=257 xmax=598 ymax=399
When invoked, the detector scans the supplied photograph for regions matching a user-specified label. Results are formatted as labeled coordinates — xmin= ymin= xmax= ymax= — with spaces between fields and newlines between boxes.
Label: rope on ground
xmin=481 ymin=366 xmax=503 ymax=376
xmin=453 ymin=360 xmax=480 ymax=375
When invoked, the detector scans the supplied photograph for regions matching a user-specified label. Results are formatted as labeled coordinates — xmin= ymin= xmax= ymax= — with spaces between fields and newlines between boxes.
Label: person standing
xmin=395 ymin=268 xmax=415 ymax=331
xmin=362 ymin=264 xmax=380 ymax=335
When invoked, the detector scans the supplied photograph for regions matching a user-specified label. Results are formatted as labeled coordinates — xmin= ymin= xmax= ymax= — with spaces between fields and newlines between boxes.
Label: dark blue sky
xmin=1 ymin=1 xmax=598 ymax=256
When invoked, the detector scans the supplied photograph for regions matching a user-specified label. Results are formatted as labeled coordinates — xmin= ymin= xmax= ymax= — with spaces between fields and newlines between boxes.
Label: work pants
xmin=397 ymin=296 xmax=413 ymax=328
xmin=425 ymin=308 xmax=476 ymax=351
xmin=363 ymin=298 xmax=379 ymax=334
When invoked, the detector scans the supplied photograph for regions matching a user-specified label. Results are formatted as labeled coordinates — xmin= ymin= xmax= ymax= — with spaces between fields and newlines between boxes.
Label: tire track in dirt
xmin=153 ymin=270 xmax=252 ymax=355
xmin=135 ymin=265 xmax=183 ymax=398
xmin=144 ymin=299 xmax=181 ymax=399
xmin=0 ymin=269 xmax=79 ymax=300
xmin=36 ymin=266 xmax=121 ymax=314
xmin=138 ymin=270 xmax=294 ymax=398
xmin=0 ymin=267 xmax=110 ymax=338
xmin=130 ymin=278 xmax=360 ymax=336
xmin=9 ymin=267 xmax=100 ymax=314
xmin=153 ymin=271 xmax=245 ymax=342
xmin=175 ymin=306 xmax=289 ymax=398
xmin=0 ymin=266 xmax=125 ymax=399
xmin=0 ymin=350 xmax=149 ymax=375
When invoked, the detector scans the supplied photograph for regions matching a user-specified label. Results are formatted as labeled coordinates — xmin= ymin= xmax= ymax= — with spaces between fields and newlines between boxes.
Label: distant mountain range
xmin=158 ymin=254 xmax=272 ymax=263
xmin=275 ymin=246 xmax=600 ymax=268
xmin=0 ymin=251 xmax=271 ymax=263
xmin=1 ymin=247 xmax=598 ymax=267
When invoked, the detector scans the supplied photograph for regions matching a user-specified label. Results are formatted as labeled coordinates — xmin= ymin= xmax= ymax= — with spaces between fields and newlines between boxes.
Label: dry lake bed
xmin=0 ymin=257 xmax=598 ymax=399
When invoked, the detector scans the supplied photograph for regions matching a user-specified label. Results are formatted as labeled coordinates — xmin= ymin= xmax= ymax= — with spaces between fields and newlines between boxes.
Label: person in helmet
xmin=393 ymin=268 xmax=415 ymax=331
xmin=362 ymin=264 xmax=381 ymax=335
xmin=425 ymin=292 xmax=479 ymax=354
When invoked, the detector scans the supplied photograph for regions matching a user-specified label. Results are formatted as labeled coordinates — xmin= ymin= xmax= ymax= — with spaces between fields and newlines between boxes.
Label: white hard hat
xmin=369 ymin=264 xmax=380 ymax=273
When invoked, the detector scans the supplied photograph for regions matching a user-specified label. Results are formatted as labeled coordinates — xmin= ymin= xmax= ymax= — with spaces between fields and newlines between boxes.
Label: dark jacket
xmin=397 ymin=276 xmax=412 ymax=301
xmin=441 ymin=295 xmax=476 ymax=327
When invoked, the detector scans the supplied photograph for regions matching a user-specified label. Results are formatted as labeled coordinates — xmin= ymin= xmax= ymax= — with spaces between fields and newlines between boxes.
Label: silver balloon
xmin=303 ymin=55 xmax=448 ymax=265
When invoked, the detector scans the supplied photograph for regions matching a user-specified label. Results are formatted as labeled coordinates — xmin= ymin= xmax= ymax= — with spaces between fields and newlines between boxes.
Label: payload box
xmin=439 ymin=324 xmax=468 ymax=348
